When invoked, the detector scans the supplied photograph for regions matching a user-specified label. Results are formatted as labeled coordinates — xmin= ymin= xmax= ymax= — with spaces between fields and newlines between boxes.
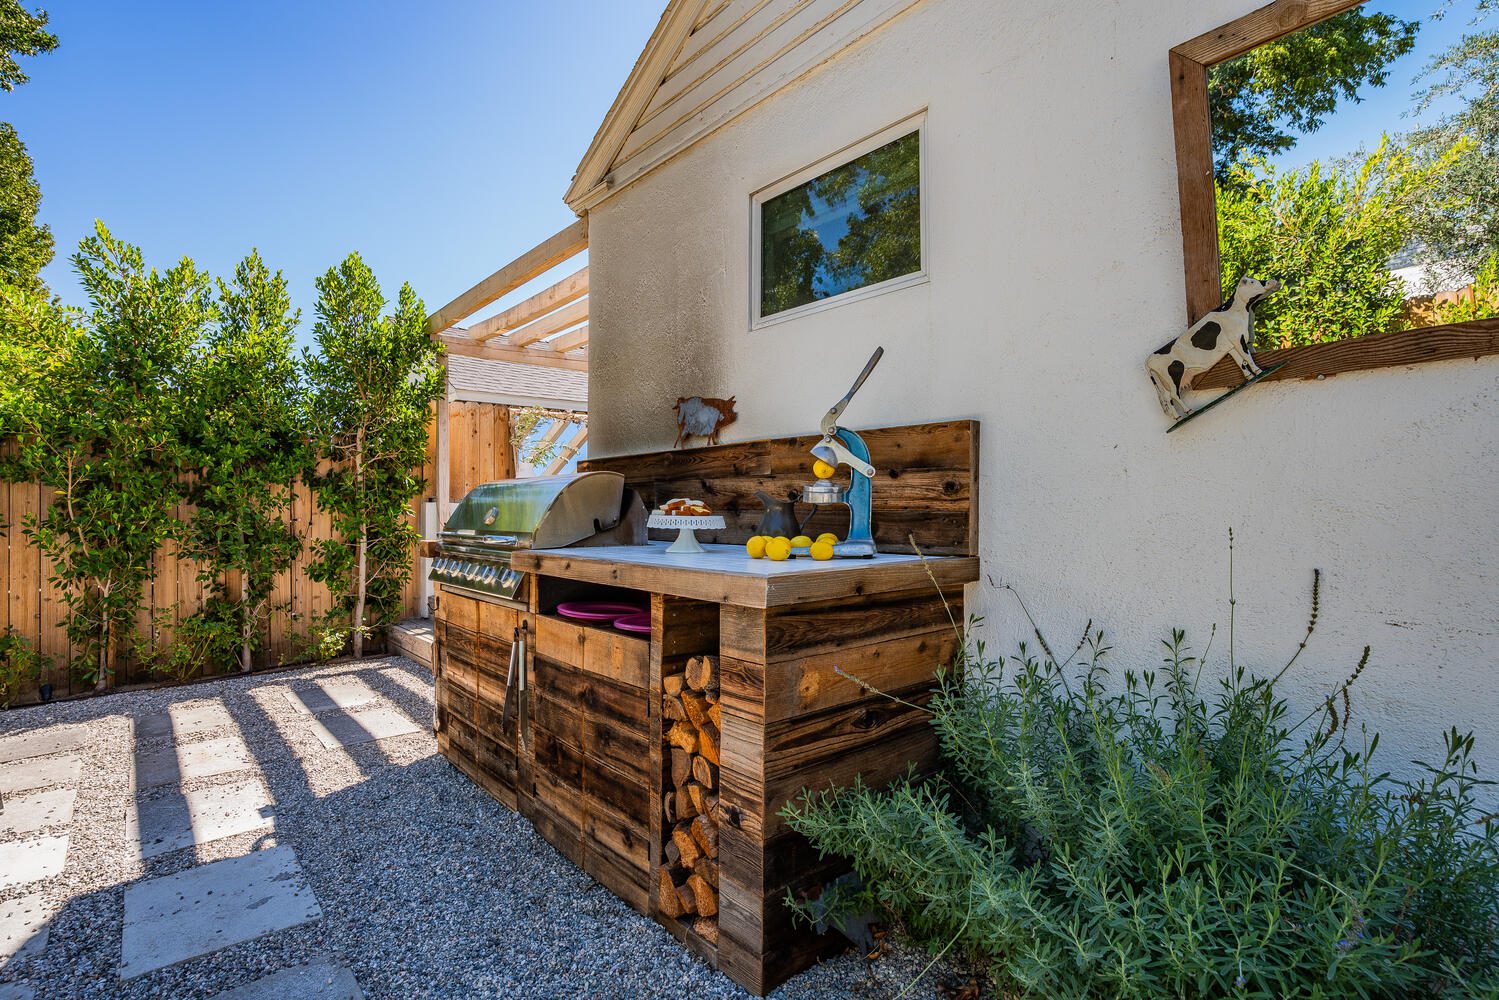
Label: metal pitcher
xmin=753 ymin=490 xmax=809 ymax=538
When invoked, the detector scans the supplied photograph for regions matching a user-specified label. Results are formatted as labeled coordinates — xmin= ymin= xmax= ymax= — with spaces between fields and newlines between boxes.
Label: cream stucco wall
xmin=584 ymin=0 xmax=1499 ymax=785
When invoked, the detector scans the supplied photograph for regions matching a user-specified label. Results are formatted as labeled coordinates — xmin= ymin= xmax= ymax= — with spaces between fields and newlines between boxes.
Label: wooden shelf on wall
xmin=1194 ymin=318 xmax=1499 ymax=390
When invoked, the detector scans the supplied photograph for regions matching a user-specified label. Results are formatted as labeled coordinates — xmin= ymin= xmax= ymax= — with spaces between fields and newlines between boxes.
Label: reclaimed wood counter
xmin=510 ymin=541 xmax=980 ymax=607
xmin=433 ymin=419 xmax=980 ymax=994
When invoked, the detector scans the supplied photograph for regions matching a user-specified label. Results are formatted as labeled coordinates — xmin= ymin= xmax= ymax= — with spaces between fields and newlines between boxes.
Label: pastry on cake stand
xmin=646 ymin=512 xmax=726 ymax=554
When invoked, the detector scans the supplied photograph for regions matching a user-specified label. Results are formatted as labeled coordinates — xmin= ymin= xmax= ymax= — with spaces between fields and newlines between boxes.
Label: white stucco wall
xmin=584 ymin=0 xmax=1499 ymax=788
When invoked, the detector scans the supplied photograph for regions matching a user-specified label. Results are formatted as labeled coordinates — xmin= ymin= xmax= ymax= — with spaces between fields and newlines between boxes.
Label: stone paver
xmin=207 ymin=959 xmax=363 ymax=1000
xmin=308 ymin=705 xmax=419 ymax=749
xmin=119 ymin=845 xmax=321 ymax=979
xmin=0 ymin=756 xmax=80 ymax=796
xmin=282 ymin=679 xmax=379 ymax=716
xmin=0 ymin=787 xmax=77 ymax=836
xmin=0 ymin=836 xmax=68 ymax=891
xmin=0 ymin=893 xmax=55 ymax=969
xmin=135 ymin=701 xmax=232 ymax=741
xmin=132 ymin=734 xmax=255 ymax=789
xmin=127 ymin=778 xmax=274 ymax=859
xmin=0 ymin=727 xmax=86 ymax=765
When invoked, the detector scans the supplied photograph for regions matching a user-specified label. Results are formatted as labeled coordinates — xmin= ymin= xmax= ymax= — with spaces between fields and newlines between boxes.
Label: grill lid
xmin=440 ymin=472 xmax=624 ymax=550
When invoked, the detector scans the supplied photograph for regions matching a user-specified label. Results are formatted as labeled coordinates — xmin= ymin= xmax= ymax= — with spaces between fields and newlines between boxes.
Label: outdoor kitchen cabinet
xmin=432 ymin=419 xmax=979 ymax=995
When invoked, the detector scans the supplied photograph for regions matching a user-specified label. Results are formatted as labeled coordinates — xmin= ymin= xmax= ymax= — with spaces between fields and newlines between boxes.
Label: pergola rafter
xmin=427 ymin=219 xmax=593 ymax=502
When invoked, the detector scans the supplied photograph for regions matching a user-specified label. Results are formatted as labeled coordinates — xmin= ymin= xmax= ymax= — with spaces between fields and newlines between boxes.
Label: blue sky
xmin=7 ymin=1 xmax=662 ymax=348
xmin=1269 ymin=0 xmax=1491 ymax=168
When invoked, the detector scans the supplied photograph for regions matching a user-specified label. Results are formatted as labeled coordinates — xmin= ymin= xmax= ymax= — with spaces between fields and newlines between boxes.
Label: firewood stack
xmin=658 ymin=653 xmax=722 ymax=943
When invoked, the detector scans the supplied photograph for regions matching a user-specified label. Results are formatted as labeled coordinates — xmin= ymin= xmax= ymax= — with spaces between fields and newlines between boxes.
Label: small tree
xmin=304 ymin=253 xmax=442 ymax=659
xmin=1217 ymin=136 xmax=1466 ymax=349
xmin=176 ymin=251 xmax=306 ymax=674
xmin=0 ymin=224 xmax=210 ymax=687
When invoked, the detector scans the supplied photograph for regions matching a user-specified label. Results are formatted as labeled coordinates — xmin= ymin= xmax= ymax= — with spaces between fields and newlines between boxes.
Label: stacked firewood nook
xmin=432 ymin=420 xmax=979 ymax=994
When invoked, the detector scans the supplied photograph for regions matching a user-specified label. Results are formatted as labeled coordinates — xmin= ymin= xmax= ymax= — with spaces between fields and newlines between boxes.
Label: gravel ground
xmin=0 ymin=657 xmax=964 ymax=999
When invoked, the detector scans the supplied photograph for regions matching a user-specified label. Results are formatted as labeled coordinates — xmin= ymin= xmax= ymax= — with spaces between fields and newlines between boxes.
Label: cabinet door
xmin=523 ymin=617 xmax=652 ymax=913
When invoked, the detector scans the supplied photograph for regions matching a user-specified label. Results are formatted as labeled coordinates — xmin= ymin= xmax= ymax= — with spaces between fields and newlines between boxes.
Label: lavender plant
xmin=784 ymin=569 xmax=1499 ymax=998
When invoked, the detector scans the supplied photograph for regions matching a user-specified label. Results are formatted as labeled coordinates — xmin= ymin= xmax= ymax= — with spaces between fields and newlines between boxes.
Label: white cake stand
xmin=647 ymin=513 xmax=726 ymax=554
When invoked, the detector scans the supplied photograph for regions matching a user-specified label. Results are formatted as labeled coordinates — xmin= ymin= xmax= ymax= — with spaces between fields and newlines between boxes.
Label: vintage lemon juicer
xmin=797 ymin=346 xmax=884 ymax=559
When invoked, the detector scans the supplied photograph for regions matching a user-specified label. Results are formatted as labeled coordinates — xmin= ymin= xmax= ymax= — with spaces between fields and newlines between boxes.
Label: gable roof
xmin=564 ymin=0 xmax=924 ymax=214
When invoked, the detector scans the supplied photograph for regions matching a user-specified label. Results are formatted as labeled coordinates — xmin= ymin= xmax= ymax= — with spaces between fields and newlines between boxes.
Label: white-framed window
xmin=751 ymin=112 xmax=927 ymax=328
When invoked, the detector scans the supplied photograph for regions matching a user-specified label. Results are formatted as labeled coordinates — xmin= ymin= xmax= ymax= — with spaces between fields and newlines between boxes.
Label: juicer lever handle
xmin=821 ymin=346 xmax=884 ymax=437
xmin=815 ymin=436 xmax=876 ymax=479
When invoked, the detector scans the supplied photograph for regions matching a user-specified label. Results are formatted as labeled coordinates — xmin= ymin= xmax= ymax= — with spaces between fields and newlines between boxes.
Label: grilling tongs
xmin=500 ymin=621 xmax=528 ymax=746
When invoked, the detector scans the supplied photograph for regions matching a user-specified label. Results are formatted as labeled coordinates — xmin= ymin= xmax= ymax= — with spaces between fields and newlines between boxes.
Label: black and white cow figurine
xmin=1147 ymin=276 xmax=1280 ymax=422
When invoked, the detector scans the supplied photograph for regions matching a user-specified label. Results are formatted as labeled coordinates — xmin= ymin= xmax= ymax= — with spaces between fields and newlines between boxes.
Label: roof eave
xmin=564 ymin=0 xmax=708 ymax=213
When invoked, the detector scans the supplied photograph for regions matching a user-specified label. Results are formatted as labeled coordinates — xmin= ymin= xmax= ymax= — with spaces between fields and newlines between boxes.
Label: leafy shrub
xmin=0 ymin=628 xmax=48 ymax=707
xmin=1216 ymin=136 xmax=1467 ymax=349
xmin=146 ymin=601 xmax=243 ymax=684
xmin=783 ymin=573 xmax=1499 ymax=998
xmin=1432 ymin=256 xmax=1499 ymax=327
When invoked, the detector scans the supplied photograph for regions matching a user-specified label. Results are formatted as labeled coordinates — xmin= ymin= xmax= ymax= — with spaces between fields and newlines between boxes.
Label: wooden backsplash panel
xmin=580 ymin=420 xmax=980 ymax=556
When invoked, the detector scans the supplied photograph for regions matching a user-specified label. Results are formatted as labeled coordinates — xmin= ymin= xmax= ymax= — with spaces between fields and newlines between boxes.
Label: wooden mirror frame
xmin=1169 ymin=0 xmax=1499 ymax=389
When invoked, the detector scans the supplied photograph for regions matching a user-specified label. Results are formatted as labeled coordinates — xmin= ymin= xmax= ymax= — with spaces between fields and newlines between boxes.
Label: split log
xmin=692 ymin=917 xmax=719 ymax=945
xmin=706 ymin=795 xmax=721 ymax=824
xmin=693 ymin=857 xmax=718 ymax=889
xmin=672 ymin=823 xmax=703 ymax=866
xmin=704 ymin=686 xmax=719 ymax=706
xmin=663 ymin=695 xmax=686 ymax=721
xmin=687 ymin=782 xmax=708 ymax=816
xmin=691 ymin=755 xmax=717 ymax=789
xmin=681 ymin=692 xmax=710 ymax=730
xmin=667 ymin=722 xmax=699 ymax=755
xmin=663 ymin=790 xmax=677 ymax=824
xmin=691 ymin=814 xmax=718 ymax=858
xmin=664 ymin=838 xmax=680 ymax=867
xmin=657 ymin=867 xmax=687 ymax=918
xmin=685 ymin=654 xmax=718 ymax=692
xmin=707 ymin=701 xmax=721 ymax=729
xmin=686 ymin=874 xmax=718 ymax=916
xmin=696 ymin=722 xmax=720 ymax=765
xmin=675 ymin=785 xmax=694 ymax=819
xmin=670 ymin=747 xmax=692 ymax=786
xmin=676 ymin=882 xmax=699 ymax=915
xmin=663 ymin=673 xmax=685 ymax=698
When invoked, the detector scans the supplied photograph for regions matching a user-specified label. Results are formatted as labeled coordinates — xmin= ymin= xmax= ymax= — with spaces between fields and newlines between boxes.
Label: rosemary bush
xmin=784 ymin=575 xmax=1499 ymax=998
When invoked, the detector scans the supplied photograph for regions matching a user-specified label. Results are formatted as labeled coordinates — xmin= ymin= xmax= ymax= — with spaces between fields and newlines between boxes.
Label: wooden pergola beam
xmin=544 ymin=424 xmax=589 ymax=475
xmin=426 ymin=217 xmax=588 ymax=335
xmin=508 ymin=298 xmax=590 ymax=349
xmin=470 ymin=266 xmax=588 ymax=343
xmin=439 ymin=332 xmax=589 ymax=372
xmin=543 ymin=324 xmax=590 ymax=354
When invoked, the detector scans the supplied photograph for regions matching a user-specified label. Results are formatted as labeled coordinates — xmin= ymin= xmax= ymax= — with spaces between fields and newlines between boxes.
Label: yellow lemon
xmin=790 ymin=534 xmax=813 ymax=549
xmin=815 ymin=532 xmax=839 ymax=546
xmin=812 ymin=459 xmax=836 ymax=480
xmin=809 ymin=540 xmax=835 ymax=561
xmin=745 ymin=536 xmax=768 ymax=559
xmin=765 ymin=537 xmax=792 ymax=561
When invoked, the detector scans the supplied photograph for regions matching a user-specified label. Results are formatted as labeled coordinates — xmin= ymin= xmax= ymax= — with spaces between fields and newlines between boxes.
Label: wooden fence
xmin=1 ymin=400 xmax=513 ymax=705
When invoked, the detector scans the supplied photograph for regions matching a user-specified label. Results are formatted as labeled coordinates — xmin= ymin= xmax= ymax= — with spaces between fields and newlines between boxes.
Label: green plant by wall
xmin=1217 ymin=136 xmax=1468 ymax=350
xmin=0 ymin=224 xmax=211 ymax=688
xmin=304 ymin=253 xmax=442 ymax=659
xmin=0 ymin=627 xmax=48 ymax=707
xmin=784 ymin=572 xmax=1499 ymax=998
xmin=175 ymin=251 xmax=306 ymax=675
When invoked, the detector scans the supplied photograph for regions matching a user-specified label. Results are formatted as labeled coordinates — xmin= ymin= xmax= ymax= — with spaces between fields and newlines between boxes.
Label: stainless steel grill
xmin=430 ymin=472 xmax=626 ymax=602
